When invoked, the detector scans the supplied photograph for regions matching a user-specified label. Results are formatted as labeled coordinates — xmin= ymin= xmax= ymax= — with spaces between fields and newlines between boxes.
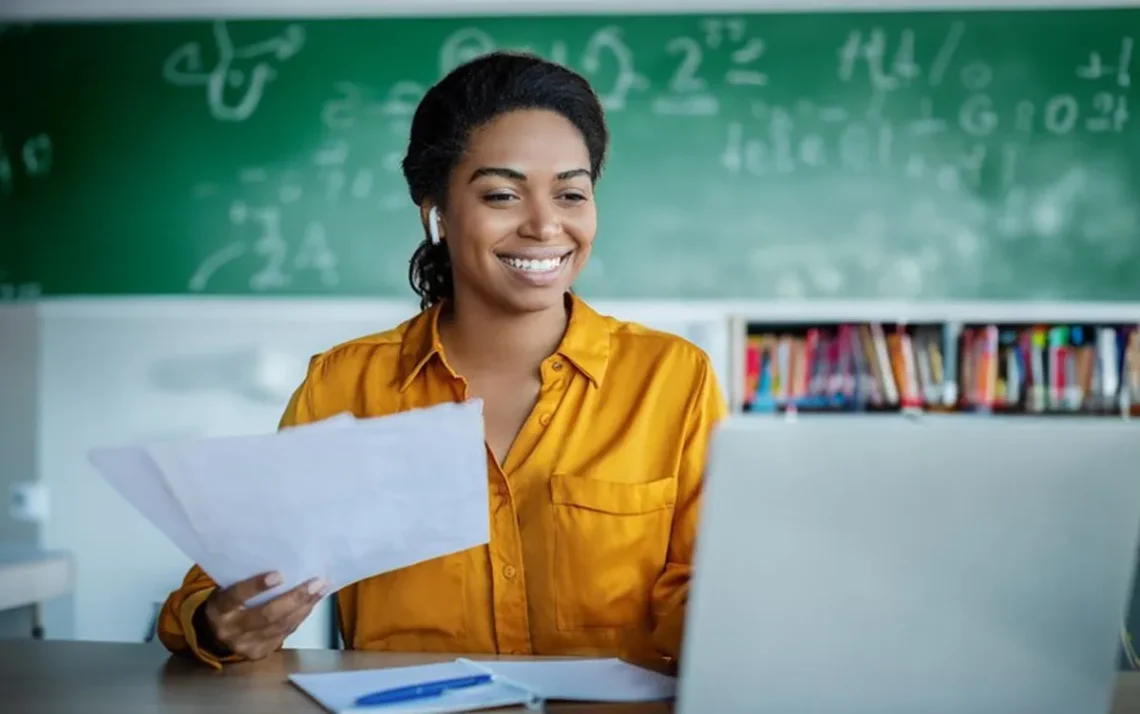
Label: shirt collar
xmin=397 ymin=293 xmax=611 ymax=391
xmin=555 ymin=293 xmax=610 ymax=387
xmin=397 ymin=302 xmax=445 ymax=393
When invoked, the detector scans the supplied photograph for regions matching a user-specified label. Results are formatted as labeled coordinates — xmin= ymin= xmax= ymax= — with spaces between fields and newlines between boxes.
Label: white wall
xmin=0 ymin=305 xmax=40 ymax=547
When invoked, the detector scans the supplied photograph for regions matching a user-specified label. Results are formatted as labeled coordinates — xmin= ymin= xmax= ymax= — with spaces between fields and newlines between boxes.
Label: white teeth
xmin=500 ymin=255 xmax=566 ymax=273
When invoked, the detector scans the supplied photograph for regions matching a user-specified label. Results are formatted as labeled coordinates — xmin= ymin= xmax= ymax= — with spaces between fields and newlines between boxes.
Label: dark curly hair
xmin=401 ymin=51 xmax=609 ymax=309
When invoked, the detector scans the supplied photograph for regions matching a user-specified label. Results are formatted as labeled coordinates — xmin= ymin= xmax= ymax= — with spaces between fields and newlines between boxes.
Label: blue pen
xmin=353 ymin=674 xmax=493 ymax=707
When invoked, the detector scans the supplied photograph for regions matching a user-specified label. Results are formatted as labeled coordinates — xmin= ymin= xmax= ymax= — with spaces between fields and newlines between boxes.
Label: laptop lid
xmin=677 ymin=416 xmax=1140 ymax=714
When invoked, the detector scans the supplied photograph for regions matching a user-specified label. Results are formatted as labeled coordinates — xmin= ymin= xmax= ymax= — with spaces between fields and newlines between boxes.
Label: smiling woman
xmin=156 ymin=51 xmax=727 ymax=672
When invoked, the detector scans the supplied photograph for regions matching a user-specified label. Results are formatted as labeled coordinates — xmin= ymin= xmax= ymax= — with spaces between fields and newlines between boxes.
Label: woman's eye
xmin=485 ymin=192 xmax=517 ymax=203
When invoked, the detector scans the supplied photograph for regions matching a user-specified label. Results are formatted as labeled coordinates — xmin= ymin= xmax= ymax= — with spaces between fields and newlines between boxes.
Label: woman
xmin=158 ymin=51 xmax=726 ymax=670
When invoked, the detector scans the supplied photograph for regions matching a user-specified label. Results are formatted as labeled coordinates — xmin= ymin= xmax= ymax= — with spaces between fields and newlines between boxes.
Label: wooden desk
xmin=4 ymin=639 xmax=1140 ymax=713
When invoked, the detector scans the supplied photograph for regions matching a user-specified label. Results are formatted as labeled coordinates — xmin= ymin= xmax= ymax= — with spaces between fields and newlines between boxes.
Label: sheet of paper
xmin=89 ymin=446 xmax=209 ymax=566
xmin=289 ymin=661 xmax=536 ymax=714
xmin=89 ymin=402 xmax=489 ymax=605
xmin=476 ymin=658 xmax=677 ymax=702
xmin=90 ymin=412 xmax=360 ymax=588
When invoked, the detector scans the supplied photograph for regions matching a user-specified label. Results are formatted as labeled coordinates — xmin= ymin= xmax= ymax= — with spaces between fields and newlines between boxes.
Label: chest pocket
xmin=353 ymin=553 xmax=468 ymax=649
xmin=551 ymin=473 xmax=675 ymax=630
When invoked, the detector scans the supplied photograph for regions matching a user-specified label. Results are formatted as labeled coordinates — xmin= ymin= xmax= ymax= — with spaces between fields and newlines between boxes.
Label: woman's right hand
xmin=201 ymin=571 xmax=329 ymax=660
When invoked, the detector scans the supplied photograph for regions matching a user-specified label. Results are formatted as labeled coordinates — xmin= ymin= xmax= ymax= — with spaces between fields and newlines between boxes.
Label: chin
xmin=495 ymin=285 xmax=569 ymax=315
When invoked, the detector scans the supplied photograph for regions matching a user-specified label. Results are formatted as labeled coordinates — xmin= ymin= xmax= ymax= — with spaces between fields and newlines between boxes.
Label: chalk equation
xmin=0 ymin=133 xmax=52 ymax=196
xmin=188 ymin=199 xmax=339 ymax=293
xmin=161 ymin=18 xmax=1135 ymax=127
xmin=178 ymin=16 xmax=1135 ymax=296
xmin=720 ymin=88 xmax=1125 ymax=186
xmin=187 ymin=125 xmax=410 ymax=292
xmin=164 ymin=20 xmax=306 ymax=121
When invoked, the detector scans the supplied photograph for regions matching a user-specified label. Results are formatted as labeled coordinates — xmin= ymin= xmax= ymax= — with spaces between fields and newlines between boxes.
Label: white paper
xmin=289 ymin=657 xmax=674 ymax=714
xmin=89 ymin=402 xmax=490 ymax=605
xmin=91 ymin=412 xmax=364 ymax=589
xmin=473 ymin=658 xmax=677 ymax=702
xmin=290 ymin=661 xmax=536 ymax=714
xmin=89 ymin=446 xmax=208 ymax=565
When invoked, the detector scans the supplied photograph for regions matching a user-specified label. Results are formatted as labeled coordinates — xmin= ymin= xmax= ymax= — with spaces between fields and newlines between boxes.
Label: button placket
xmin=502 ymin=361 xmax=570 ymax=475
xmin=535 ymin=359 xmax=567 ymax=428
xmin=489 ymin=464 xmax=530 ymax=654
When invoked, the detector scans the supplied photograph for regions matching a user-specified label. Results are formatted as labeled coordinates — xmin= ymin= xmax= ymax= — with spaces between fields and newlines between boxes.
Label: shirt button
xmin=539 ymin=414 xmax=552 ymax=426
xmin=502 ymin=565 xmax=517 ymax=580
xmin=551 ymin=361 xmax=563 ymax=371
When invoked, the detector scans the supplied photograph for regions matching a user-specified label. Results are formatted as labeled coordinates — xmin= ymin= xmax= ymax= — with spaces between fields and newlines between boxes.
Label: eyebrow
xmin=468 ymin=167 xmax=591 ymax=183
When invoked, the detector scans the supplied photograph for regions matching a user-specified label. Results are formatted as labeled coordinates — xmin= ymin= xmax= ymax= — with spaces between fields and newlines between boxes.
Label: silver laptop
xmin=677 ymin=416 xmax=1140 ymax=714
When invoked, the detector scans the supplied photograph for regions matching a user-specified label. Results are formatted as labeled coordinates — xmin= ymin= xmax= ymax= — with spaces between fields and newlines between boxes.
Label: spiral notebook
xmin=289 ymin=657 xmax=676 ymax=714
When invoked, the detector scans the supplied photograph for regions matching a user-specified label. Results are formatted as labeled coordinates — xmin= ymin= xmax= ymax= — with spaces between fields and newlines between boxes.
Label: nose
xmin=519 ymin=198 xmax=562 ymax=242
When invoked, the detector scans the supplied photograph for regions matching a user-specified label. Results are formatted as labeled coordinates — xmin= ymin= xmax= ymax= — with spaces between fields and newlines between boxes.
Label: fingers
xmin=213 ymin=571 xmax=282 ymax=612
xmin=209 ymin=572 xmax=328 ymax=656
xmin=203 ymin=574 xmax=276 ymax=653
xmin=206 ymin=574 xmax=328 ymax=660
xmin=248 ymin=595 xmax=317 ymax=647
xmin=228 ymin=585 xmax=322 ymax=660
xmin=240 ymin=577 xmax=328 ymax=632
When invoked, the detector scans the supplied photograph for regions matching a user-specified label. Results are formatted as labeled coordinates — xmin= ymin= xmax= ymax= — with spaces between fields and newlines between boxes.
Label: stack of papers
xmin=89 ymin=400 xmax=490 ymax=604
xmin=289 ymin=657 xmax=677 ymax=713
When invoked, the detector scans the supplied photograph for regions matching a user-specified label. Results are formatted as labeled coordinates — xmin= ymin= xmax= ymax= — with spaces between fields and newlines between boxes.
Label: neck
xmin=440 ymin=290 xmax=570 ymax=374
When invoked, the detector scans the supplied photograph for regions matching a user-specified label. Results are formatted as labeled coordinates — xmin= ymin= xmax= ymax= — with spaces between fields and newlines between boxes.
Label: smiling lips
xmin=499 ymin=254 xmax=567 ymax=273
xmin=496 ymin=250 xmax=573 ymax=285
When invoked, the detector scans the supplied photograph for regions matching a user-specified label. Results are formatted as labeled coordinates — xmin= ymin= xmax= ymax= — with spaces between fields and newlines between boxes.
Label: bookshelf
xmin=727 ymin=302 xmax=1140 ymax=418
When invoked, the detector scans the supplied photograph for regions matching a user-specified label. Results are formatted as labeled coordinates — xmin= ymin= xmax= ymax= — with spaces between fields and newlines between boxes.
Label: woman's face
xmin=431 ymin=108 xmax=597 ymax=315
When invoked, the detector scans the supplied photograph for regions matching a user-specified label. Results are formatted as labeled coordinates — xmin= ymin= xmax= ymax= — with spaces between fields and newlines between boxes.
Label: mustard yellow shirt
xmin=158 ymin=295 xmax=726 ymax=668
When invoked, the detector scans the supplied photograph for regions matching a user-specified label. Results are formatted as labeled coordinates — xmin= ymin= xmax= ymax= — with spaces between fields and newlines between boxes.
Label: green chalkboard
xmin=1 ymin=10 xmax=1139 ymax=299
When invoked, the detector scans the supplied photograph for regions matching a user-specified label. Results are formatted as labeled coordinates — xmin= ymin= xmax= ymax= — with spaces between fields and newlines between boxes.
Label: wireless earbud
xmin=428 ymin=206 xmax=442 ymax=245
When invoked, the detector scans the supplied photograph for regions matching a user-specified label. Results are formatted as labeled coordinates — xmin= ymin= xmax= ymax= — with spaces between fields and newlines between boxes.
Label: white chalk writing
xmin=439 ymin=27 xmax=496 ymax=77
xmin=1077 ymin=37 xmax=1133 ymax=87
xmin=580 ymin=26 xmax=649 ymax=111
xmin=164 ymin=20 xmax=305 ymax=121
xmin=0 ymin=133 xmax=52 ymax=196
xmin=172 ymin=17 xmax=1137 ymax=296
xmin=189 ymin=196 xmax=342 ymax=292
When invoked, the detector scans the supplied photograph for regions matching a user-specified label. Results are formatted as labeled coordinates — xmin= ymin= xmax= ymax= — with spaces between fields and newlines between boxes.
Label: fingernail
xmin=307 ymin=578 xmax=329 ymax=596
xmin=265 ymin=572 xmax=283 ymax=587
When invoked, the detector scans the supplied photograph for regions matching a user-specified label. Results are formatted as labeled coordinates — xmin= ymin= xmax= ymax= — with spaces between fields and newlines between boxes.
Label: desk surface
xmin=4 ymin=639 xmax=1139 ymax=714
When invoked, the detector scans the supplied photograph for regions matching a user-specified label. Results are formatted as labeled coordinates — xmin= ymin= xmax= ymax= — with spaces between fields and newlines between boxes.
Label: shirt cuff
xmin=178 ymin=587 xmax=240 ymax=669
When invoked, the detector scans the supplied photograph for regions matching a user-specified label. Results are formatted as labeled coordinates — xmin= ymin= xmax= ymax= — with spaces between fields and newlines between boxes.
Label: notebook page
xmin=475 ymin=658 xmax=677 ymax=702
xmin=290 ymin=661 xmax=535 ymax=714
